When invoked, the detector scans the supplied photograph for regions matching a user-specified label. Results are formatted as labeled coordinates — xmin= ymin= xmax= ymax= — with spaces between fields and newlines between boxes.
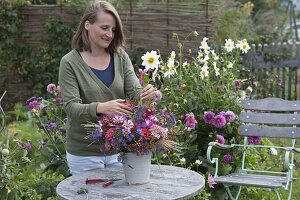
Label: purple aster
xmin=38 ymin=139 xmax=46 ymax=149
xmin=48 ymin=122 xmax=57 ymax=129
xmin=46 ymin=83 xmax=56 ymax=94
xmin=138 ymin=68 xmax=148 ymax=85
xmin=55 ymin=97 xmax=63 ymax=106
xmin=213 ymin=114 xmax=226 ymax=128
xmin=248 ymin=136 xmax=262 ymax=145
xmin=225 ymin=111 xmax=236 ymax=122
xmin=122 ymin=120 xmax=134 ymax=132
xmin=203 ymin=111 xmax=215 ymax=124
xmin=216 ymin=134 xmax=225 ymax=144
xmin=224 ymin=153 xmax=232 ymax=164
xmin=92 ymin=129 xmax=103 ymax=141
xmin=26 ymin=97 xmax=42 ymax=112
xmin=24 ymin=141 xmax=31 ymax=152
xmin=113 ymin=115 xmax=126 ymax=125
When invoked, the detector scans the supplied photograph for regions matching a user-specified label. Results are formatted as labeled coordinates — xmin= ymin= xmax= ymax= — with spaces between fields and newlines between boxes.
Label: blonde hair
xmin=72 ymin=0 xmax=125 ymax=53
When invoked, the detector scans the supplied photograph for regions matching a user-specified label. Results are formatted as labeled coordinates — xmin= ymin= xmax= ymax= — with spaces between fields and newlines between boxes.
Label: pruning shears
xmin=85 ymin=178 xmax=122 ymax=188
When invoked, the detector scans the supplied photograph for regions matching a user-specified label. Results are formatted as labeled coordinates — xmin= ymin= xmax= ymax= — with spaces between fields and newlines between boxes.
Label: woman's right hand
xmin=96 ymin=99 xmax=132 ymax=116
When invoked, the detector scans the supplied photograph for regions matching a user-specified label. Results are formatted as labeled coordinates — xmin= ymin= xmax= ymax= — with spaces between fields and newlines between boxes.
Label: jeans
xmin=66 ymin=152 xmax=121 ymax=175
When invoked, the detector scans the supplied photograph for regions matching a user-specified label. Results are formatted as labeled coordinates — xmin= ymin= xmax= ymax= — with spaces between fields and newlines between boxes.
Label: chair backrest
xmin=238 ymin=98 xmax=300 ymax=139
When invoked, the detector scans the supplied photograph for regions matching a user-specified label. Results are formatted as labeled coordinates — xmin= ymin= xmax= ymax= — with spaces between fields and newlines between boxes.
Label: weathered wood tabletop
xmin=56 ymin=164 xmax=205 ymax=200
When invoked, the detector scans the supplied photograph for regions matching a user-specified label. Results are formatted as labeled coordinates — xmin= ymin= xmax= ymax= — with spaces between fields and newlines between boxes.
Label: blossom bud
xmin=1 ymin=148 xmax=9 ymax=156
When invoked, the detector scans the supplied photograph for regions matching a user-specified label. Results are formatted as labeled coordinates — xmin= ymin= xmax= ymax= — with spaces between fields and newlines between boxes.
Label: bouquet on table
xmin=84 ymin=99 xmax=180 ymax=155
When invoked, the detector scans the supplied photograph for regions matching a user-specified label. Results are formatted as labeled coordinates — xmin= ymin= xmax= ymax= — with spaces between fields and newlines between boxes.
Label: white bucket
xmin=122 ymin=152 xmax=152 ymax=185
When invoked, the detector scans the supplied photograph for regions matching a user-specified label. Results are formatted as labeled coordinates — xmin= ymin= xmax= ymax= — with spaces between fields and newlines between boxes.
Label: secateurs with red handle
xmin=85 ymin=178 xmax=122 ymax=188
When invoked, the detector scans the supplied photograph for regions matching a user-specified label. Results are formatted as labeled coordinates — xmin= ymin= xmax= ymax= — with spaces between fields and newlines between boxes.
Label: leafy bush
xmin=143 ymin=33 xmax=254 ymax=198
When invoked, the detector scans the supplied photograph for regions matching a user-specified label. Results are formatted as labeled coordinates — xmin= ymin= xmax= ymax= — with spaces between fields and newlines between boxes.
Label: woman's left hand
xmin=141 ymin=84 xmax=157 ymax=100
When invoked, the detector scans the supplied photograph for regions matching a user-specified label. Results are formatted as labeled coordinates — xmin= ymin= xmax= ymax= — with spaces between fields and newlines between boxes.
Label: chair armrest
xmin=207 ymin=142 xmax=236 ymax=178
xmin=293 ymin=148 xmax=300 ymax=153
xmin=208 ymin=142 xmax=235 ymax=149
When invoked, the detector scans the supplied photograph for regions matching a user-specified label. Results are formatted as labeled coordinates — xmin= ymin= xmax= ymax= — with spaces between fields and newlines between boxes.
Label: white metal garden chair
xmin=207 ymin=98 xmax=300 ymax=200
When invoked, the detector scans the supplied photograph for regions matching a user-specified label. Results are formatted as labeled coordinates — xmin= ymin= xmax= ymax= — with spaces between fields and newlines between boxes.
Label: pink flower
xmin=216 ymin=134 xmax=225 ymax=144
xmin=224 ymin=153 xmax=232 ymax=164
xmin=203 ymin=111 xmax=215 ymax=124
xmin=46 ymin=83 xmax=56 ymax=94
xmin=208 ymin=174 xmax=217 ymax=188
xmin=184 ymin=112 xmax=197 ymax=130
xmin=150 ymin=124 xmax=168 ymax=139
xmin=213 ymin=114 xmax=226 ymax=128
xmin=248 ymin=136 xmax=262 ymax=145
xmin=225 ymin=111 xmax=236 ymax=122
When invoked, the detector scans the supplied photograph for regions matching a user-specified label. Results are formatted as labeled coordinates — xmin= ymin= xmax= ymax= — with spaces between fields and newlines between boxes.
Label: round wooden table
xmin=56 ymin=164 xmax=205 ymax=200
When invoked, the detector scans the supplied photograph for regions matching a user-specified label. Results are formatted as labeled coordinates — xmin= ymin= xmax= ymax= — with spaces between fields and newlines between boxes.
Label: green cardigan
xmin=59 ymin=49 xmax=141 ymax=156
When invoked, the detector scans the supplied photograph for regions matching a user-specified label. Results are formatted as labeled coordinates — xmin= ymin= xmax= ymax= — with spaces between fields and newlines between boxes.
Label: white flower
xmin=213 ymin=62 xmax=220 ymax=76
xmin=224 ymin=39 xmax=235 ymax=52
xmin=141 ymin=50 xmax=160 ymax=71
xmin=246 ymin=86 xmax=253 ymax=93
xmin=200 ymin=37 xmax=210 ymax=53
xmin=180 ymin=157 xmax=186 ymax=164
xmin=170 ymin=51 xmax=176 ymax=60
xmin=182 ymin=61 xmax=188 ymax=67
xmin=164 ymin=63 xmax=177 ymax=78
xmin=200 ymin=68 xmax=209 ymax=79
xmin=236 ymin=39 xmax=251 ymax=54
xmin=193 ymin=30 xmax=199 ymax=36
xmin=227 ymin=62 xmax=233 ymax=68
xmin=195 ymin=160 xmax=202 ymax=165
xmin=214 ymin=67 xmax=220 ymax=76
xmin=199 ymin=55 xmax=210 ymax=65
xmin=270 ymin=148 xmax=278 ymax=156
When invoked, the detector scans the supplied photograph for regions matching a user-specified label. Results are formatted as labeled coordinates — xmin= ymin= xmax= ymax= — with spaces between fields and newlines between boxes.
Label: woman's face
xmin=85 ymin=11 xmax=116 ymax=51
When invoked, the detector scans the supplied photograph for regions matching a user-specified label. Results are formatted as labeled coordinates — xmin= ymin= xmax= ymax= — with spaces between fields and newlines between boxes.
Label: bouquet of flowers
xmin=84 ymin=101 xmax=180 ymax=155
xmin=83 ymin=65 xmax=185 ymax=155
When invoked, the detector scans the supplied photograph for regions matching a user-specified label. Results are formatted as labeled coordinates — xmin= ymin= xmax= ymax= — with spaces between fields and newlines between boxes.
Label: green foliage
xmin=27 ymin=17 xmax=76 ymax=96
xmin=212 ymin=1 xmax=258 ymax=45
xmin=27 ymin=83 xmax=69 ymax=177
xmin=7 ymin=103 xmax=29 ymax=121
xmin=0 ymin=130 xmax=41 ymax=200
xmin=144 ymin=33 xmax=253 ymax=198
xmin=0 ymin=0 xmax=31 ymax=75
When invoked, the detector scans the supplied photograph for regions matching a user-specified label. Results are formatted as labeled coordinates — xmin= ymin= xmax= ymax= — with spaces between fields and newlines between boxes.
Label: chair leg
xmin=224 ymin=185 xmax=242 ymax=200
xmin=273 ymin=189 xmax=281 ymax=200
xmin=287 ymin=181 xmax=293 ymax=200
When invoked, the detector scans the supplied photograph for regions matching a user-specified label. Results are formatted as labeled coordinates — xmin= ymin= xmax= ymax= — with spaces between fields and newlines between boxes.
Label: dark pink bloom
xmin=213 ymin=115 xmax=226 ymax=128
xmin=219 ymin=111 xmax=226 ymax=117
xmin=225 ymin=111 xmax=236 ymax=122
xmin=145 ymin=107 xmax=156 ymax=118
xmin=203 ymin=111 xmax=215 ymax=124
xmin=234 ymin=79 xmax=241 ymax=89
xmin=184 ymin=112 xmax=197 ymax=130
xmin=224 ymin=153 xmax=232 ymax=164
xmin=248 ymin=136 xmax=262 ymax=145
xmin=216 ymin=134 xmax=225 ymax=144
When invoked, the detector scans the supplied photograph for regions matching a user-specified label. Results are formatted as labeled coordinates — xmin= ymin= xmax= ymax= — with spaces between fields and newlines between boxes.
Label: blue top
xmin=90 ymin=54 xmax=114 ymax=87
xmin=76 ymin=50 xmax=115 ymax=88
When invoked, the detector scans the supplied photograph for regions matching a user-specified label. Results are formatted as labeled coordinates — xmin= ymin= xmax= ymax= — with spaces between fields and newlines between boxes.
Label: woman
xmin=59 ymin=0 xmax=156 ymax=174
